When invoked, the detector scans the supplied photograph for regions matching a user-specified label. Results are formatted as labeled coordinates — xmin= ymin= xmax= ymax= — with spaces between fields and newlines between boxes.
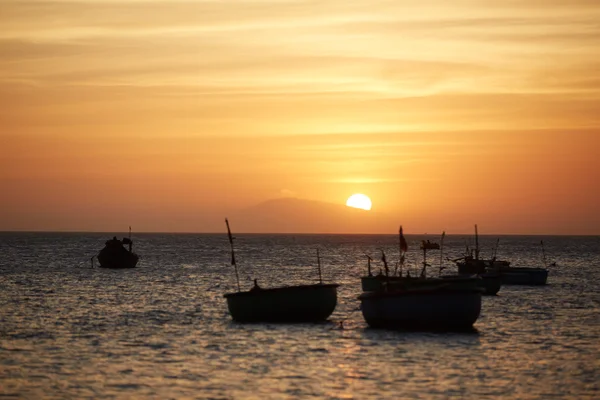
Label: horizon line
xmin=0 ymin=230 xmax=597 ymax=237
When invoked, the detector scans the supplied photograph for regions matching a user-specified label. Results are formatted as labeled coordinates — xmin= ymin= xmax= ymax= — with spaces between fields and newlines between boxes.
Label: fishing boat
xmin=361 ymin=228 xmax=500 ymax=295
xmin=93 ymin=228 xmax=139 ymax=269
xmin=494 ymin=265 xmax=548 ymax=285
xmin=359 ymin=284 xmax=482 ymax=331
xmin=222 ymin=219 xmax=339 ymax=323
xmin=456 ymin=226 xmax=549 ymax=286
xmin=359 ymin=233 xmax=482 ymax=330
xmin=224 ymin=282 xmax=339 ymax=323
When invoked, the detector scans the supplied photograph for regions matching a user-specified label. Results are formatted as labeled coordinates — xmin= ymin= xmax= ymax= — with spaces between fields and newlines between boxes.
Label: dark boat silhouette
xmin=222 ymin=219 xmax=339 ymax=323
xmin=359 ymin=232 xmax=483 ymax=330
xmin=224 ymin=281 xmax=339 ymax=323
xmin=456 ymin=225 xmax=548 ymax=286
xmin=361 ymin=227 xmax=500 ymax=295
xmin=93 ymin=230 xmax=139 ymax=269
xmin=359 ymin=284 xmax=482 ymax=331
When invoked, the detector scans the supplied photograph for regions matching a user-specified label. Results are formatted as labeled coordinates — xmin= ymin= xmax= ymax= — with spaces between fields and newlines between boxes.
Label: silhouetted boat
xmin=359 ymin=284 xmax=482 ymax=331
xmin=361 ymin=229 xmax=500 ymax=295
xmin=94 ymin=230 xmax=139 ymax=269
xmin=224 ymin=282 xmax=339 ymax=323
xmin=493 ymin=264 xmax=548 ymax=285
xmin=359 ymin=232 xmax=482 ymax=330
xmin=456 ymin=226 xmax=549 ymax=286
xmin=222 ymin=219 xmax=339 ymax=323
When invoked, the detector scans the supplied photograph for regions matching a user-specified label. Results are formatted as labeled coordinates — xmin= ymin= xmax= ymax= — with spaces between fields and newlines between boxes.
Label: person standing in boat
xmin=250 ymin=279 xmax=262 ymax=291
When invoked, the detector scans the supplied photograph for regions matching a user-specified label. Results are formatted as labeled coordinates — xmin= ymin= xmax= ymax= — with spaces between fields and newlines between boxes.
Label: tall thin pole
xmin=128 ymin=226 xmax=133 ymax=252
xmin=421 ymin=246 xmax=427 ymax=278
xmin=316 ymin=248 xmax=323 ymax=284
xmin=474 ymin=224 xmax=480 ymax=260
xmin=225 ymin=218 xmax=241 ymax=292
xmin=541 ymin=240 xmax=547 ymax=267
xmin=366 ymin=254 xmax=372 ymax=276
xmin=439 ymin=231 xmax=445 ymax=275
xmin=398 ymin=227 xmax=402 ymax=277
xmin=493 ymin=238 xmax=500 ymax=260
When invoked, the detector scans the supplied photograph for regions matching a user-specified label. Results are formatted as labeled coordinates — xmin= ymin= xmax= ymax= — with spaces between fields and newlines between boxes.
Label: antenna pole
xmin=474 ymin=224 xmax=479 ymax=260
xmin=317 ymin=248 xmax=323 ymax=284
xmin=493 ymin=238 xmax=500 ymax=260
xmin=439 ymin=231 xmax=445 ymax=276
xmin=421 ymin=246 xmax=427 ymax=278
xmin=541 ymin=240 xmax=547 ymax=267
xmin=225 ymin=218 xmax=241 ymax=292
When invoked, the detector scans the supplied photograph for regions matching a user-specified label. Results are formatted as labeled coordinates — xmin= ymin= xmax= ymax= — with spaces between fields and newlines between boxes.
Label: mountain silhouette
xmin=231 ymin=197 xmax=395 ymax=234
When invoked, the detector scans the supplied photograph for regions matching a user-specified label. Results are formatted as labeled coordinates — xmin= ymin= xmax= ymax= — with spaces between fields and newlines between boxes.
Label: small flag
xmin=399 ymin=226 xmax=408 ymax=252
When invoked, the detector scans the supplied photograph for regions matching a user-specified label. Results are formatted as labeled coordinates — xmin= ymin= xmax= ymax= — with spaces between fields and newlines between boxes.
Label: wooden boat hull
xmin=359 ymin=288 xmax=482 ymax=331
xmin=97 ymin=250 xmax=139 ymax=269
xmin=495 ymin=267 xmax=548 ymax=285
xmin=224 ymin=284 xmax=339 ymax=323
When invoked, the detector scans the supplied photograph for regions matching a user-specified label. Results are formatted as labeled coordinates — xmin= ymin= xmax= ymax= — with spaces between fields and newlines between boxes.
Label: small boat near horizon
xmin=222 ymin=219 xmax=339 ymax=323
xmin=93 ymin=228 xmax=139 ymax=269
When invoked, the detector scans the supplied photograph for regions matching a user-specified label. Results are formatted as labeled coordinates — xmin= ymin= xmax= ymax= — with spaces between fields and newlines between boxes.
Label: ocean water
xmin=0 ymin=232 xmax=598 ymax=399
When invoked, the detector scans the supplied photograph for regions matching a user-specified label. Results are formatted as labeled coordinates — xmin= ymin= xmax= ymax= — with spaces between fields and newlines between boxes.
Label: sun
xmin=346 ymin=193 xmax=372 ymax=211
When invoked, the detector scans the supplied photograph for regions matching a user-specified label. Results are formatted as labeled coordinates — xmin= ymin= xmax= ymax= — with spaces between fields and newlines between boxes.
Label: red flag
xmin=399 ymin=226 xmax=408 ymax=253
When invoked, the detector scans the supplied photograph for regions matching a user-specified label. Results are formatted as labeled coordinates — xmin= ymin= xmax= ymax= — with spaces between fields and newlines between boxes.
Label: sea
xmin=0 ymin=232 xmax=598 ymax=399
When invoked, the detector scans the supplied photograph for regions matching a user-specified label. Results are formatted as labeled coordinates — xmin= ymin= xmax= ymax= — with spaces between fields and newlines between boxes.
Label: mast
xmin=366 ymin=254 xmax=373 ymax=277
xmin=492 ymin=238 xmax=500 ymax=260
xmin=316 ymin=248 xmax=323 ymax=284
xmin=439 ymin=231 xmax=445 ymax=276
xmin=474 ymin=224 xmax=480 ymax=260
xmin=225 ymin=218 xmax=241 ymax=292
xmin=541 ymin=240 xmax=547 ymax=267
xmin=128 ymin=226 xmax=133 ymax=252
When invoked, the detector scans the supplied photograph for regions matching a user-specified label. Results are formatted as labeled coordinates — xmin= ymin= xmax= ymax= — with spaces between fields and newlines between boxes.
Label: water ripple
xmin=0 ymin=233 xmax=598 ymax=399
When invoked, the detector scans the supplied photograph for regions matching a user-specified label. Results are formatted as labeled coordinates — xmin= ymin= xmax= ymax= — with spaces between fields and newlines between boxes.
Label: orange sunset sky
xmin=1 ymin=0 xmax=599 ymax=234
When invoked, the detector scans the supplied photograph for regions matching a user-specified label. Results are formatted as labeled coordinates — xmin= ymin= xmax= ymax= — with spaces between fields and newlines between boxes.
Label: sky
xmin=1 ymin=0 xmax=599 ymax=234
